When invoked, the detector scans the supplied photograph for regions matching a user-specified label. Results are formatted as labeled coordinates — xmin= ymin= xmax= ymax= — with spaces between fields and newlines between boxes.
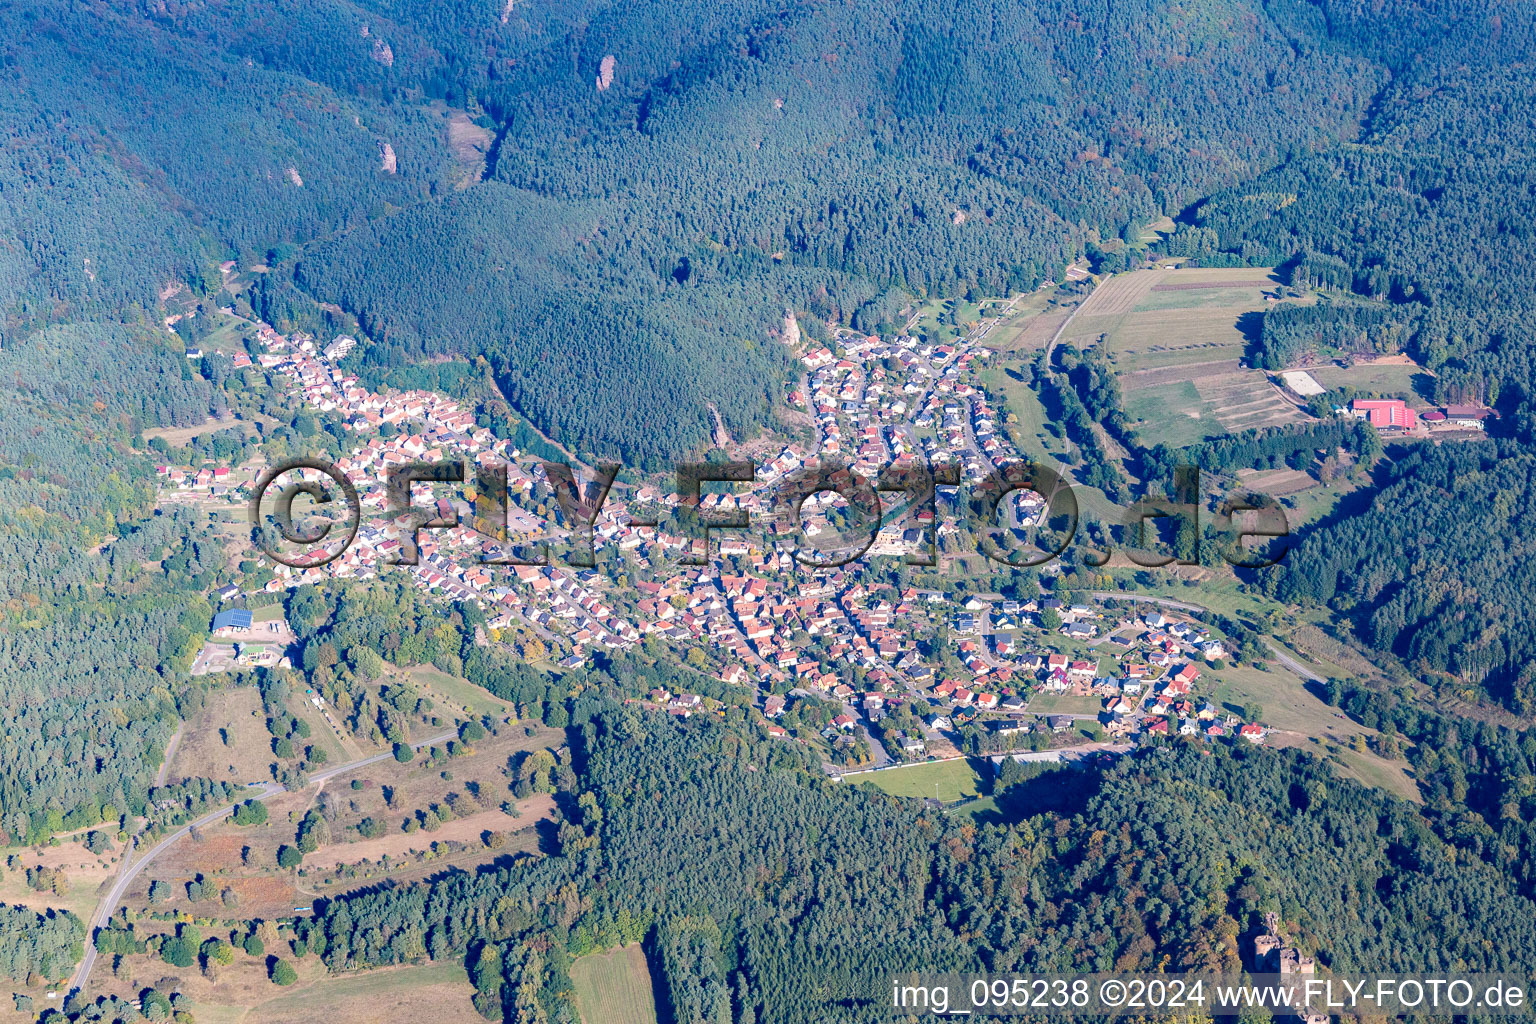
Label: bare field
xmin=1150 ymin=266 xmax=1281 ymax=286
xmin=1236 ymin=468 xmax=1318 ymax=496
xmin=992 ymin=310 xmax=1069 ymax=352
xmin=93 ymin=958 xmax=481 ymax=1024
xmin=0 ymin=841 xmax=121 ymax=923
xmin=143 ymin=416 xmax=243 ymax=446
xmin=1075 ymin=269 xmax=1159 ymax=318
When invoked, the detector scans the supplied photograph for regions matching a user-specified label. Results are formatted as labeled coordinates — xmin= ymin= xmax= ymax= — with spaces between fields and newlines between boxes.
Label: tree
xmin=393 ymin=742 xmax=415 ymax=764
xmin=202 ymin=938 xmax=235 ymax=966
xmin=276 ymin=845 xmax=302 ymax=869
xmin=271 ymin=959 xmax=298 ymax=986
xmin=232 ymin=799 xmax=269 ymax=826
xmin=147 ymin=880 xmax=173 ymax=905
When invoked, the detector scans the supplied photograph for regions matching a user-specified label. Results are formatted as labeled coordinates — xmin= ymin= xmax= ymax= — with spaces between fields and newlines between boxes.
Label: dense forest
xmin=0 ymin=0 xmax=1405 ymax=460
xmin=301 ymin=701 xmax=1536 ymax=1023
xmin=0 ymin=321 xmax=235 ymax=839
xmin=0 ymin=905 xmax=83 ymax=985
xmin=1261 ymin=442 xmax=1536 ymax=712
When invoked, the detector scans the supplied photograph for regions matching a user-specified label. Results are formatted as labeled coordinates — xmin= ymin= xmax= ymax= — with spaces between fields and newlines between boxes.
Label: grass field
xmin=1023 ymin=693 xmax=1100 ymax=715
xmin=1203 ymin=662 xmax=1418 ymax=801
xmin=1122 ymin=380 xmax=1225 ymax=448
xmin=1305 ymin=361 xmax=1433 ymax=399
xmin=848 ymin=758 xmax=986 ymax=802
xmin=1118 ymin=362 xmax=1306 ymax=449
xmin=170 ymin=685 xmax=284 ymax=785
xmin=156 ymin=961 xmax=482 ymax=1024
xmin=408 ymin=664 xmax=518 ymax=719
xmin=570 ymin=944 xmax=661 ymax=1024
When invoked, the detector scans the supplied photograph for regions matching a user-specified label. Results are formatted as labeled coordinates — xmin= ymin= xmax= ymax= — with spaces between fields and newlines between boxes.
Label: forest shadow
xmin=967 ymin=763 xmax=1105 ymax=825
xmin=1236 ymin=310 xmax=1266 ymax=364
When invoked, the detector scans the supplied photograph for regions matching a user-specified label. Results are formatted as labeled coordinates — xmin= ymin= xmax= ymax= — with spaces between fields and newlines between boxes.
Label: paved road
xmin=1088 ymin=591 xmax=1327 ymax=682
xmin=68 ymin=728 xmax=457 ymax=998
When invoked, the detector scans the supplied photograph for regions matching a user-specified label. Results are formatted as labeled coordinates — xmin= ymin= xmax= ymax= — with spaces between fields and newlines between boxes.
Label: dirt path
xmin=706 ymin=402 xmax=733 ymax=447
xmin=157 ymin=721 xmax=185 ymax=787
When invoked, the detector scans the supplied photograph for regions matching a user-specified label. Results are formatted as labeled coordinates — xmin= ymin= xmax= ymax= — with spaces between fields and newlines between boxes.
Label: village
xmin=151 ymin=291 xmax=1329 ymax=783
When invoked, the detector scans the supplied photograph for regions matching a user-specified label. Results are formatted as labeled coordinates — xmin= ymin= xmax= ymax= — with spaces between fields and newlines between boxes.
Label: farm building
xmin=1350 ymin=398 xmax=1416 ymax=430
xmin=1444 ymin=404 xmax=1490 ymax=429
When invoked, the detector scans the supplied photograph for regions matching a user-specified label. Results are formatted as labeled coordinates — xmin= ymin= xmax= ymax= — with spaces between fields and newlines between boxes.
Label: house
xmin=763 ymin=695 xmax=786 ymax=718
xmin=1046 ymin=715 xmax=1072 ymax=733
xmin=1239 ymin=723 xmax=1268 ymax=744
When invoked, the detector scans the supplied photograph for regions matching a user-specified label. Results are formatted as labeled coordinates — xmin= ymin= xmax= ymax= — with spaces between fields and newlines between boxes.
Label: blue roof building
xmin=212 ymin=609 xmax=253 ymax=632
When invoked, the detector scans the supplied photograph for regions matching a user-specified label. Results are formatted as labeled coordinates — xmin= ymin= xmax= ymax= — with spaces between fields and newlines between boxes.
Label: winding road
xmin=67 ymin=728 xmax=457 ymax=998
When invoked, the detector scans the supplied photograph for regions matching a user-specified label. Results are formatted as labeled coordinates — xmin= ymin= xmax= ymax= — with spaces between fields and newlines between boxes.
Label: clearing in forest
xmin=571 ymin=944 xmax=662 ymax=1024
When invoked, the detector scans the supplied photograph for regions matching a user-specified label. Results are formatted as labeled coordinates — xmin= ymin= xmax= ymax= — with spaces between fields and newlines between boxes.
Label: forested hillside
xmin=305 ymin=703 xmax=1536 ymax=1023
xmin=0 ymin=324 xmax=228 ymax=840
xmin=1168 ymin=0 xmax=1536 ymax=707
xmin=1264 ymin=442 xmax=1536 ymax=711
xmin=2 ymin=0 xmax=1402 ymax=459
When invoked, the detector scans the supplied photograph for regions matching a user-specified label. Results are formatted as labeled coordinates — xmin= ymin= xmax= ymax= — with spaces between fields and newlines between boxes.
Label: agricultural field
xmin=1064 ymin=267 xmax=1293 ymax=370
xmin=1061 ymin=267 xmax=1315 ymax=450
xmin=977 ymin=291 xmax=1058 ymax=352
xmin=570 ymin=944 xmax=662 ymax=1024
xmin=1118 ymin=359 xmax=1307 ymax=450
xmin=847 ymin=757 xmax=985 ymax=802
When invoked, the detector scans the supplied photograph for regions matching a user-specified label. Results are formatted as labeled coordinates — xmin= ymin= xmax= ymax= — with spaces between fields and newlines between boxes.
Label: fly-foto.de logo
xmin=247 ymin=457 xmax=1290 ymax=573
